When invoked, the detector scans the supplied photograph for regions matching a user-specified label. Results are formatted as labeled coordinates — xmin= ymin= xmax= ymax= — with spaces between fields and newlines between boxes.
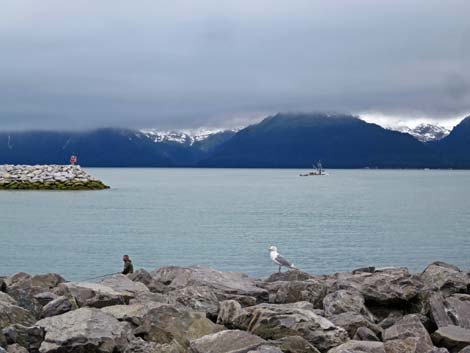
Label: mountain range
xmin=390 ymin=124 xmax=450 ymax=142
xmin=1 ymin=113 xmax=469 ymax=168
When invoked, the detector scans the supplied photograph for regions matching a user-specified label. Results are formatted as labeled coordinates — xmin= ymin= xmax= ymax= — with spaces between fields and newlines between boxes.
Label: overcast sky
xmin=1 ymin=0 xmax=469 ymax=130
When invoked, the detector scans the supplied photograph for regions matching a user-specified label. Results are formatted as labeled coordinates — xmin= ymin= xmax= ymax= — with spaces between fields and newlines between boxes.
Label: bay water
xmin=1 ymin=168 xmax=469 ymax=280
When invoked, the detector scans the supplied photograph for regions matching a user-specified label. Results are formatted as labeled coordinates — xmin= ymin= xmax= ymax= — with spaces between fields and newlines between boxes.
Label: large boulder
xmin=353 ymin=327 xmax=380 ymax=342
xmin=40 ymin=296 xmax=74 ymax=318
xmin=166 ymin=286 xmax=220 ymax=319
xmin=234 ymin=302 xmax=348 ymax=352
xmin=134 ymin=304 xmax=222 ymax=349
xmin=421 ymin=262 xmax=469 ymax=295
xmin=123 ymin=337 xmax=185 ymax=353
xmin=269 ymin=336 xmax=320 ymax=353
xmin=36 ymin=307 xmax=130 ymax=353
xmin=101 ymin=302 xmax=164 ymax=327
xmin=323 ymin=290 xmax=375 ymax=321
xmin=100 ymin=275 xmax=151 ymax=298
xmin=150 ymin=266 xmax=268 ymax=301
xmin=33 ymin=293 xmax=58 ymax=307
xmin=328 ymin=268 xmax=423 ymax=306
xmin=327 ymin=340 xmax=385 ymax=353
xmin=429 ymin=293 xmax=470 ymax=330
xmin=2 ymin=324 xmax=44 ymax=353
xmin=128 ymin=269 xmax=166 ymax=294
xmin=216 ymin=300 xmax=243 ymax=327
xmin=265 ymin=271 xmax=317 ymax=283
xmin=0 ymin=301 xmax=35 ymax=331
xmin=248 ymin=346 xmax=284 ymax=353
xmin=56 ymin=282 xmax=131 ymax=308
xmin=4 ymin=273 xmax=65 ymax=317
xmin=383 ymin=314 xmax=434 ymax=353
xmin=188 ymin=329 xmax=267 ymax=353
xmin=0 ymin=293 xmax=17 ymax=306
xmin=432 ymin=326 xmax=470 ymax=352
xmin=328 ymin=312 xmax=381 ymax=338
xmin=261 ymin=279 xmax=327 ymax=308
xmin=5 ymin=344 xmax=28 ymax=353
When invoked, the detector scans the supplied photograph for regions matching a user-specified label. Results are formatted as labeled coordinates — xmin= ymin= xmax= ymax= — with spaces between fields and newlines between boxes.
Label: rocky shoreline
xmin=0 ymin=165 xmax=109 ymax=190
xmin=0 ymin=262 xmax=469 ymax=353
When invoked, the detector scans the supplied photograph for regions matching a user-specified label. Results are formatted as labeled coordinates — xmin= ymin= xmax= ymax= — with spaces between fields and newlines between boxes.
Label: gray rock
xmin=4 ymin=273 xmax=65 ymax=317
xmin=6 ymin=344 xmax=28 ymax=353
xmin=234 ymin=302 xmax=348 ymax=352
xmin=0 ymin=301 xmax=35 ymax=331
xmin=128 ymin=269 xmax=166 ymax=293
xmin=33 ymin=293 xmax=58 ymax=307
xmin=0 ymin=330 xmax=6 ymax=349
xmin=265 ymin=270 xmax=317 ymax=282
xmin=429 ymin=293 xmax=470 ymax=330
xmin=217 ymin=300 xmax=243 ymax=327
xmin=421 ymin=262 xmax=469 ymax=295
xmin=101 ymin=302 xmax=164 ymax=327
xmin=40 ymin=296 xmax=74 ymax=318
xmin=328 ymin=267 xmax=423 ymax=305
xmin=123 ymin=338 xmax=184 ymax=353
xmin=100 ymin=274 xmax=151 ymax=296
xmin=327 ymin=340 xmax=385 ymax=353
xmin=269 ymin=336 xmax=320 ymax=353
xmin=383 ymin=314 xmax=434 ymax=353
xmin=36 ymin=307 xmax=130 ymax=353
xmin=248 ymin=345 xmax=284 ymax=353
xmin=262 ymin=279 xmax=327 ymax=308
xmin=378 ymin=312 xmax=403 ymax=330
xmin=150 ymin=265 xmax=268 ymax=301
xmin=352 ymin=267 xmax=376 ymax=275
xmin=427 ymin=348 xmax=450 ymax=353
xmin=328 ymin=312 xmax=381 ymax=338
xmin=323 ymin=290 xmax=375 ymax=321
xmin=189 ymin=329 xmax=267 ymax=353
xmin=134 ymin=304 xmax=222 ymax=349
xmin=353 ymin=327 xmax=381 ymax=342
xmin=2 ymin=324 xmax=44 ymax=353
xmin=56 ymin=282 xmax=130 ymax=308
xmin=0 ymin=293 xmax=17 ymax=306
xmin=167 ymin=285 xmax=220 ymax=319
xmin=221 ymin=294 xmax=258 ymax=307
xmin=432 ymin=325 xmax=470 ymax=352
xmin=459 ymin=346 xmax=470 ymax=353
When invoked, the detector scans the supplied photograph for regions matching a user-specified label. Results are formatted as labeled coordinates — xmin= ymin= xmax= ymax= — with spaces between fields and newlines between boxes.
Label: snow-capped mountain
xmin=139 ymin=128 xmax=238 ymax=146
xmin=390 ymin=124 xmax=450 ymax=142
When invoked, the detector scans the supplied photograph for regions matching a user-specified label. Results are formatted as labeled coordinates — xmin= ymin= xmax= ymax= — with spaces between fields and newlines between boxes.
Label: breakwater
xmin=0 ymin=262 xmax=469 ymax=352
xmin=0 ymin=165 xmax=109 ymax=190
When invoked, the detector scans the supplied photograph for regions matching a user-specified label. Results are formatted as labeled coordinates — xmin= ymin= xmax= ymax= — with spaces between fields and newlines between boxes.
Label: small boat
xmin=300 ymin=161 xmax=329 ymax=176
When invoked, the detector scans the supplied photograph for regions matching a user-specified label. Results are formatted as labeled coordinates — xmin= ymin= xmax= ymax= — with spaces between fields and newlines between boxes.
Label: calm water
xmin=1 ymin=169 xmax=469 ymax=281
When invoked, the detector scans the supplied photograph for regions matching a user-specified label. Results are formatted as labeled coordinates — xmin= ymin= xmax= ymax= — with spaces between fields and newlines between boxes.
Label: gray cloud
xmin=0 ymin=0 xmax=469 ymax=130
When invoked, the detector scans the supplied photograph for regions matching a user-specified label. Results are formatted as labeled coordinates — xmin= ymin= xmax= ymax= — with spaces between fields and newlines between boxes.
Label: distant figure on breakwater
xmin=122 ymin=255 xmax=134 ymax=275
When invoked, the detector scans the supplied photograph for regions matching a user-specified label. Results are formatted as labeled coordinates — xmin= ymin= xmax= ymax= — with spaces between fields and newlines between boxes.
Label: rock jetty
xmin=0 ymin=165 xmax=109 ymax=190
xmin=1 ymin=262 xmax=470 ymax=352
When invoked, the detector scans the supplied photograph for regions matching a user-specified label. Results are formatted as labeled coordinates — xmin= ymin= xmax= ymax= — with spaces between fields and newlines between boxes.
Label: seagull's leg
xmin=278 ymin=265 xmax=281 ymax=273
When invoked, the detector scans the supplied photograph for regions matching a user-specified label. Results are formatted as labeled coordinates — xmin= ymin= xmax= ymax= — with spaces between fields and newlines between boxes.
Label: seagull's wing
xmin=275 ymin=254 xmax=293 ymax=267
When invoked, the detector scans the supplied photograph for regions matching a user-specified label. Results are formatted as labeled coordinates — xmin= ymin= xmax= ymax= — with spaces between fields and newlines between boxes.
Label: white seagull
xmin=268 ymin=246 xmax=296 ymax=273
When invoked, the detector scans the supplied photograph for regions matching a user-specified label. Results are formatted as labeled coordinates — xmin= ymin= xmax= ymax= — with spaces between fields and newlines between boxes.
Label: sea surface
xmin=1 ymin=168 xmax=469 ymax=281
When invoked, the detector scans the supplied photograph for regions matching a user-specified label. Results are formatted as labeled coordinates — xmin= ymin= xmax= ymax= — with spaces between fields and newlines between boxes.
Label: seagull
xmin=268 ymin=246 xmax=296 ymax=273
